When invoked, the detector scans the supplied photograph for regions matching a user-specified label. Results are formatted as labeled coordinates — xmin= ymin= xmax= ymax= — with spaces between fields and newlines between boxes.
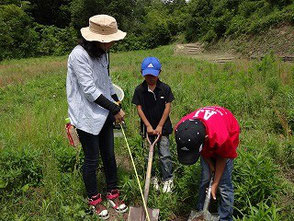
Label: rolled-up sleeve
xmin=70 ymin=51 xmax=101 ymax=102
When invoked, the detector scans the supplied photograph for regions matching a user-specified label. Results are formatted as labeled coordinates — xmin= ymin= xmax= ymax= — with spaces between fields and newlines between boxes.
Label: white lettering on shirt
xmin=193 ymin=109 xmax=217 ymax=120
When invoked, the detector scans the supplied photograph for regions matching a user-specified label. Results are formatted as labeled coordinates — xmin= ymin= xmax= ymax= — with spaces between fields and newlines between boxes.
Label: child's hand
xmin=155 ymin=125 xmax=163 ymax=135
xmin=211 ymin=182 xmax=218 ymax=200
xmin=147 ymin=125 xmax=155 ymax=135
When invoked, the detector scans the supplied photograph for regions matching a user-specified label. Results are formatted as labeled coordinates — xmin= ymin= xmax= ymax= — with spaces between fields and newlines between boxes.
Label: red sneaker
xmin=106 ymin=189 xmax=128 ymax=213
xmin=88 ymin=194 xmax=109 ymax=220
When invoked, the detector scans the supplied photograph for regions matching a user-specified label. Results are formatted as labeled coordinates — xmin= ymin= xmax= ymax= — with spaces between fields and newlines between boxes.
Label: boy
xmin=132 ymin=57 xmax=174 ymax=193
xmin=175 ymin=106 xmax=240 ymax=221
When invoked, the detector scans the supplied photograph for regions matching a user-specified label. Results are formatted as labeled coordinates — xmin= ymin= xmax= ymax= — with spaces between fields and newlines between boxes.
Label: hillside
xmin=209 ymin=24 xmax=294 ymax=59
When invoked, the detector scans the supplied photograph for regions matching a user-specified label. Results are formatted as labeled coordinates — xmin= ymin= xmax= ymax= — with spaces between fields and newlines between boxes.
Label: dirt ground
xmin=174 ymin=43 xmax=241 ymax=63
xmin=174 ymin=24 xmax=294 ymax=63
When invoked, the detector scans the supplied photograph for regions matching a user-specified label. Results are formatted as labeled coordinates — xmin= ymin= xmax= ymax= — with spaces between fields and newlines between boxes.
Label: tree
xmin=0 ymin=4 xmax=38 ymax=60
xmin=70 ymin=0 xmax=106 ymax=31
xmin=185 ymin=0 xmax=214 ymax=41
xmin=28 ymin=0 xmax=71 ymax=27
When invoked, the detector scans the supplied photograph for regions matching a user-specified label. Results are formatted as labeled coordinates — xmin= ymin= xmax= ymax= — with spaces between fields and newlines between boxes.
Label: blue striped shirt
xmin=66 ymin=45 xmax=115 ymax=135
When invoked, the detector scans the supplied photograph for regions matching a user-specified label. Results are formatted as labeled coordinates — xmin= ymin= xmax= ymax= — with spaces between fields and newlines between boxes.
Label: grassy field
xmin=0 ymin=45 xmax=293 ymax=220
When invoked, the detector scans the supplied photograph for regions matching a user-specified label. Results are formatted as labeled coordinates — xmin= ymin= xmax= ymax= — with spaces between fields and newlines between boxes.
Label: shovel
xmin=128 ymin=134 xmax=160 ymax=221
xmin=188 ymin=174 xmax=219 ymax=221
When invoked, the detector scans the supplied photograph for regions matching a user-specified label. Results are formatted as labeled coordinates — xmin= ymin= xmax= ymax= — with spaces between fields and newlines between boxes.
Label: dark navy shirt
xmin=132 ymin=80 xmax=174 ymax=136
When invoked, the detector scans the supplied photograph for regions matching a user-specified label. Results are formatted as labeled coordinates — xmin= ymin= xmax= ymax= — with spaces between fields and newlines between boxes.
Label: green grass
xmin=0 ymin=45 xmax=293 ymax=220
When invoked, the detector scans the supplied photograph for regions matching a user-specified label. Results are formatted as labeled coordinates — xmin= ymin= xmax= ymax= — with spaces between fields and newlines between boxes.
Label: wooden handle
xmin=143 ymin=134 xmax=160 ymax=204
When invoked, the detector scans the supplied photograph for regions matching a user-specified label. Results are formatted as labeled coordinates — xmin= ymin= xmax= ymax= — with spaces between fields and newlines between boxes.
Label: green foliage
xmin=185 ymin=0 xmax=294 ymax=42
xmin=0 ymin=45 xmax=293 ymax=220
xmin=235 ymin=201 xmax=283 ymax=221
xmin=233 ymin=149 xmax=281 ymax=215
xmin=0 ymin=147 xmax=42 ymax=194
xmin=70 ymin=0 xmax=106 ymax=30
xmin=33 ymin=24 xmax=77 ymax=56
xmin=1 ymin=0 xmax=293 ymax=60
xmin=29 ymin=0 xmax=71 ymax=27
xmin=143 ymin=9 xmax=172 ymax=48
xmin=185 ymin=0 xmax=214 ymax=41
xmin=0 ymin=4 xmax=38 ymax=60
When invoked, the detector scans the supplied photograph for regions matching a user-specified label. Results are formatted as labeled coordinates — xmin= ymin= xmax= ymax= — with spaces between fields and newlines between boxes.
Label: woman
xmin=66 ymin=14 xmax=127 ymax=220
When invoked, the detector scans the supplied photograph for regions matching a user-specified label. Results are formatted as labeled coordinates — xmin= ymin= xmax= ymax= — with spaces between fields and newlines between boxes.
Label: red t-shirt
xmin=175 ymin=106 xmax=240 ymax=159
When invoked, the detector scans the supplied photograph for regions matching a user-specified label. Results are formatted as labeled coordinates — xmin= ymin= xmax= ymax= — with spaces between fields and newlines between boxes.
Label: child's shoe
xmin=88 ymin=193 xmax=109 ymax=220
xmin=151 ymin=176 xmax=160 ymax=191
xmin=106 ymin=189 xmax=128 ymax=213
xmin=162 ymin=178 xmax=173 ymax=193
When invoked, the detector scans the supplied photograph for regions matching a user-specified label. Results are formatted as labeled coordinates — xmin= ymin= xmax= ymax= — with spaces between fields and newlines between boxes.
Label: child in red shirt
xmin=175 ymin=106 xmax=240 ymax=221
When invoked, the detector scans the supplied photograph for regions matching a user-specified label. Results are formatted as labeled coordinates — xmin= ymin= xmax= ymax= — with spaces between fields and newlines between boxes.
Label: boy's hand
xmin=155 ymin=125 xmax=163 ymax=135
xmin=147 ymin=125 xmax=155 ymax=135
xmin=211 ymin=182 xmax=218 ymax=200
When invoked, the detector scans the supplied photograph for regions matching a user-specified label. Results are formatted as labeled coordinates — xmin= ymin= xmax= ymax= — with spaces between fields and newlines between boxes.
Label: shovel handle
xmin=146 ymin=134 xmax=161 ymax=146
xmin=203 ymin=173 xmax=215 ymax=212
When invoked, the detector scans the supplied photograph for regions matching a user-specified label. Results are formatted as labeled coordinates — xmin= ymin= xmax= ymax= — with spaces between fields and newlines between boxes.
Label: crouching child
xmin=175 ymin=106 xmax=240 ymax=221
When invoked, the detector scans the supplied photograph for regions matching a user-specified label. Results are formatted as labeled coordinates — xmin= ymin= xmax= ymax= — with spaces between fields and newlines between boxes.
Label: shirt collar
xmin=142 ymin=79 xmax=163 ymax=92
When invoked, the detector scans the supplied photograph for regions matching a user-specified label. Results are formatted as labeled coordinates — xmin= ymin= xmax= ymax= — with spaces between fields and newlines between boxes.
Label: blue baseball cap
xmin=141 ymin=57 xmax=161 ymax=77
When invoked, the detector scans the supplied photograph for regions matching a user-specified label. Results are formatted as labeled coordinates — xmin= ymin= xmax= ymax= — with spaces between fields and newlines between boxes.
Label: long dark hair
xmin=79 ymin=38 xmax=105 ymax=58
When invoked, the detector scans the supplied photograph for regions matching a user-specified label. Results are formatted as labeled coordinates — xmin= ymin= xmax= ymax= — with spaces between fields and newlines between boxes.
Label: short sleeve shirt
xmin=132 ymin=80 xmax=174 ymax=136
xmin=175 ymin=106 xmax=240 ymax=159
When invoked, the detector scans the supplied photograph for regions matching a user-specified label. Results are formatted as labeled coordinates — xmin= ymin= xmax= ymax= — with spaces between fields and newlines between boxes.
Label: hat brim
xmin=178 ymin=148 xmax=200 ymax=165
xmin=80 ymin=27 xmax=126 ymax=43
xmin=142 ymin=68 xmax=160 ymax=77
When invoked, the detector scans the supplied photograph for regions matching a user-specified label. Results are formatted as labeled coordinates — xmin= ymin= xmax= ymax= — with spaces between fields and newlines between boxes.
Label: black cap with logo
xmin=175 ymin=119 xmax=206 ymax=165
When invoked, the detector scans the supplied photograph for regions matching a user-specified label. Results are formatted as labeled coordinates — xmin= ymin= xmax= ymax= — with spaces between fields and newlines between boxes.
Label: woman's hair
xmin=79 ymin=38 xmax=105 ymax=58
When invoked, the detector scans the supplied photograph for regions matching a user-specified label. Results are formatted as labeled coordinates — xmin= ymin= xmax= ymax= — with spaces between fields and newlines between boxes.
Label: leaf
xmin=21 ymin=184 xmax=30 ymax=192
xmin=0 ymin=179 xmax=7 ymax=188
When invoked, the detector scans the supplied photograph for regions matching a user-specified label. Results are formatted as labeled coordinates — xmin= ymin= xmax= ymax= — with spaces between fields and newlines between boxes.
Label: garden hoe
xmin=127 ymin=134 xmax=160 ymax=221
xmin=188 ymin=174 xmax=219 ymax=221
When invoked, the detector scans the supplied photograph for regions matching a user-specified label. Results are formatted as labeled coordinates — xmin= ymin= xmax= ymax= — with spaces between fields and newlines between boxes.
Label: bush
xmin=0 ymin=4 xmax=38 ymax=60
xmin=236 ymin=201 xmax=283 ymax=220
xmin=0 ymin=147 xmax=42 ymax=194
xmin=112 ymin=33 xmax=148 ymax=51
xmin=233 ymin=148 xmax=282 ymax=215
xmin=142 ymin=9 xmax=172 ymax=48
xmin=34 ymin=24 xmax=77 ymax=56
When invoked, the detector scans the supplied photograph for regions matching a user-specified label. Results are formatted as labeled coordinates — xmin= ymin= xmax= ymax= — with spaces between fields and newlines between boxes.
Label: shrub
xmin=0 ymin=147 xmax=42 ymax=194
xmin=233 ymin=148 xmax=282 ymax=215
xmin=0 ymin=4 xmax=38 ymax=60
xmin=34 ymin=24 xmax=77 ymax=56
xmin=143 ymin=9 xmax=172 ymax=48
xmin=235 ymin=201 xmax=283 ymax=221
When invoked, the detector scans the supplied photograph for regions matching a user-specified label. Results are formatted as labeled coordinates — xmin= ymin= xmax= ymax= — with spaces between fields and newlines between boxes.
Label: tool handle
xmin=146 ymin=134 xmax=160 ymax=146
xmin=203 ymin=173 xmax=214 ymax=212
xmin=143 ymin=147 xmax=155 ymax=204
xmin=143 ymin=134 xmax=159 ymax=203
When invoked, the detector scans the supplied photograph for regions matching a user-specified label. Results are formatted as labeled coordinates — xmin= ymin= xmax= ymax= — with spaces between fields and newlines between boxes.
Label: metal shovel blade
xmin=128 ymin=206 xmax=159 ymax=221
xmin=188 ymin=210 xmax=219 ymax=221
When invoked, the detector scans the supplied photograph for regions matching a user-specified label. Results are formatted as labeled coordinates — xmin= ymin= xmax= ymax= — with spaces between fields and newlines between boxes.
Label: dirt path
xmin=174 ymin=43 xmax=238 ymax=63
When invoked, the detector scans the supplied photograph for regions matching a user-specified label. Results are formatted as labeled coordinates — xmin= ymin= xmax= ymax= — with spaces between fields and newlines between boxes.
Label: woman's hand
xmin=114 ymin=109 xmax=125 ymax=123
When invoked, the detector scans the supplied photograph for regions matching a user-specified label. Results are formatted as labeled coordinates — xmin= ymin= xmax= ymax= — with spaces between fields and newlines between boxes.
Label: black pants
xmin=77 ymin=115 xmax=117 ymax=198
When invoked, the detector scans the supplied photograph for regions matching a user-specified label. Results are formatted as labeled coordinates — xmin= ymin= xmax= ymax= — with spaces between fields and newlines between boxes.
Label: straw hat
xmin=81 ymin=14 xmax=126 ymax=43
